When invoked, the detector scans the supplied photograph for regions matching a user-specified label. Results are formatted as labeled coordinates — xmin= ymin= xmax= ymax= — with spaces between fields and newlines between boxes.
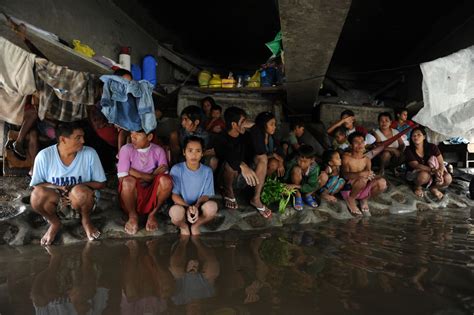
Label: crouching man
xmin=30 ymin=123 xmax=107 ymax=245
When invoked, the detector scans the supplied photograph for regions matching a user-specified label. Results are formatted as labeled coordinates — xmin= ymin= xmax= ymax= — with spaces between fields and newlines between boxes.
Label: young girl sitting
xmin=319 ymin=150 xmax=345 ymax=203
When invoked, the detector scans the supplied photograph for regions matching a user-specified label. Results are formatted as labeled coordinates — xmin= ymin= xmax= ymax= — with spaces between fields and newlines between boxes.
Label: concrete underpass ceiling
xmin=115 ymin=0 xmax=473 ymax=109
xmin=117 ymin=0 xmax=468 ymax=71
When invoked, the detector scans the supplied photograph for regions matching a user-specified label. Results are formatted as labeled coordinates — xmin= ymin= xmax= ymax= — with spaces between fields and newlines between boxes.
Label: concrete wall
xmin=177 ymin=88 xmax=284 ymax=123
xmin=0 ymin=0 xmax=158 ymax=65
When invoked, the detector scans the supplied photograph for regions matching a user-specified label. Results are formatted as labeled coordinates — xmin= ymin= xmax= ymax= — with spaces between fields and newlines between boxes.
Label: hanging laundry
xmin=0 ymin=37 xmax=36 ymax=125
xmin=100 ymin=75 xmax=156 ymax=133
xmin=34 ymin=58 xmax=98 ymax=122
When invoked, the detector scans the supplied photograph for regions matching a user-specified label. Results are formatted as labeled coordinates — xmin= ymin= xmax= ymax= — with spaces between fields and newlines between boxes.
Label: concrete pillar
xmin=279 ymin=0 xmax=352 ymax=112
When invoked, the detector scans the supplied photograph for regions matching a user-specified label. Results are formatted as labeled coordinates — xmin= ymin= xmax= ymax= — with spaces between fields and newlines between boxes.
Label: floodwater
xmin=0 ymin=208 xmax=474 ymax=315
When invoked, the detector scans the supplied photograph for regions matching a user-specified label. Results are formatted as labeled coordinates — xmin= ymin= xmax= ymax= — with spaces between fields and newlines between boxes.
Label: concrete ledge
xmin=0 ymin=174 xmax=472 ymax=246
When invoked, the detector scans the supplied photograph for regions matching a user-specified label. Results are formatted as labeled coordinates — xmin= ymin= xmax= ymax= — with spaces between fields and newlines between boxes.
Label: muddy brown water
xmin=0 ymin=207 xmax=473 ymax=315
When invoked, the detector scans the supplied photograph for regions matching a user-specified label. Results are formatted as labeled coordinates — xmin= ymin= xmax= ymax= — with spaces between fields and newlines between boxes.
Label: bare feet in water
xmin=125 ymin=215 xmax=139 ymax=235
xmin=345 ymin=197 xmax=362 ymax=216
xmin=180 ymin=226 xmax=191 ymax=236
xmin=190 ymin=224 xmax=201 ymax=235
xmin=41 ymin=220 xmax=61 ymax=246
xmin=83 ymin=221 xmax=101 ymax=241
xmin=146 ymin=214 xmax=159 ymax=232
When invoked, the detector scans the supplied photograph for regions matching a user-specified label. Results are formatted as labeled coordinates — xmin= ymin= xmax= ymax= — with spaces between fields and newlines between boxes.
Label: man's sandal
xmin=224 ymin=196 xmax=239 ymax=209
xmin=253 ymin=204 xmax=272 ymax=219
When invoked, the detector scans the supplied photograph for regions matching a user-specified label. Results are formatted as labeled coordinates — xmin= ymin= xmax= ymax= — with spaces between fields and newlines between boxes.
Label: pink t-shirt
xmin=117 ymin=143 xmax=168 ymax=178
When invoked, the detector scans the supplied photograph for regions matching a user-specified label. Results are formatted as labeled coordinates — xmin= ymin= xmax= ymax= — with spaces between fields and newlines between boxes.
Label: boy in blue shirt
xmin=169 ymin=136 xmax=218 ymax=235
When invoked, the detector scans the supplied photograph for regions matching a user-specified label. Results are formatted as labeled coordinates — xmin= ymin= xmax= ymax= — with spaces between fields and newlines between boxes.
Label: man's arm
xmin=327 ymin=116 xmax=352 ymax=134
xmin=240 ymin=162 xmax=259 ymax=186
xmin=79 ymin=181 xmax=106 ymax=190
xmin=129 ymin=168 xmax=154 ymax=182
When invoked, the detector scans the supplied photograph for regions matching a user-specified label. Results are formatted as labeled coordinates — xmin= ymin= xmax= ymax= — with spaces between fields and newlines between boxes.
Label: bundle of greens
xmin=261 ymin=177 xmax=296 ymax=213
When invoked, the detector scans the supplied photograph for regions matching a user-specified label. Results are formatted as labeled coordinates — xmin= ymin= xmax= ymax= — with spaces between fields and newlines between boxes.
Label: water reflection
xmin=1 ymin=208 xmax=474 ymax=314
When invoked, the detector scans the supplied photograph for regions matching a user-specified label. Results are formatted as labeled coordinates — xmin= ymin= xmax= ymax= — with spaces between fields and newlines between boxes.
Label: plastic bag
xmin=73 ymin=40 xmax=95 ymax=57
xmin=247 ymin=70 xmax=261 ymax=88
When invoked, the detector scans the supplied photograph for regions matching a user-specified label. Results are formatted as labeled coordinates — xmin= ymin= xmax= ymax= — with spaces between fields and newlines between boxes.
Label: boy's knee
xmin=417 ymin=171 xmax=431 ymax=184
xmin=268 ymin=158 xmax=279 ymax=170
xmin=443 ymin=173 xmax=452 ymax=186
xmin=377 ymin=178 xmax=387 ymax=191
xmin=159 ymin=175 xmax=172 ymax=190
xmin=291 ymin=166 xmax=302 ymax=176
xmin=121 ymin=176 xmax=137 ymax=191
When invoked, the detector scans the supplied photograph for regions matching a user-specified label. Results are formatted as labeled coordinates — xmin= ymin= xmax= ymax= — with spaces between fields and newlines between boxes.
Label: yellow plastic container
xmin=208 ymin=74 xmax=222 ymax=88
xmin=198 ymin=70 xmax=212 ymax=87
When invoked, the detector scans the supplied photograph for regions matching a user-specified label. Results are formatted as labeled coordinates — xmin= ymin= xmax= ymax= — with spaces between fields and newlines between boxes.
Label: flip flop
xmin=253 ymin=204 xmax=272 ymax=219
xmin=303 ymin=195 xmax=318 ymax=208
xmin=224 ymin=196 xmax=239 ymax=209
xmin=346 ymin=204 xmax=362 ymax=216
xmin=293 ymin=196 xmax=303 ymax=211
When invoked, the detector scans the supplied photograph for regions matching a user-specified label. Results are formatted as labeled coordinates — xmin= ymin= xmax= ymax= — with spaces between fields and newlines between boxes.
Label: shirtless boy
xmin=341 ymin=132 xmax=387 ymax=216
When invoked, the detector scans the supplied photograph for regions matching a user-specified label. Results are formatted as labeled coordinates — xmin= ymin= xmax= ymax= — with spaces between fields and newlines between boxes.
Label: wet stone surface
xmin=0 ymin=174 xmax=473 ymax=246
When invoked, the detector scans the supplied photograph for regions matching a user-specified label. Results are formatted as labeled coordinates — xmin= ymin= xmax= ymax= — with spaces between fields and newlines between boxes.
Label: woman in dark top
xmin=404 ymin=127 xmax=452 ymax=200
xmin=248 ymin=112 xmax=285 ymax=178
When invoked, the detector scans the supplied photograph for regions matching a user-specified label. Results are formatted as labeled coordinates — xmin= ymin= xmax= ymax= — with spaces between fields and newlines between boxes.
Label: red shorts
xmin=119 ymin=174 xmax=171 ymax=215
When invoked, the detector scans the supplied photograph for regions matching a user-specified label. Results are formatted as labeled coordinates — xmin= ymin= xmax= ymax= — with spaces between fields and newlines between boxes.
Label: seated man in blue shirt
xmin=30 ymin=122 xmax=107 ymax=245
xmin=169 ymin=136 xmax=218 ymax=235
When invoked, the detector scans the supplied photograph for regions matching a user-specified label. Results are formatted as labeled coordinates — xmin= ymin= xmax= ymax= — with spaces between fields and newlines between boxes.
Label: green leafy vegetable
xmin=261 ymin=177 xmax=297 ymax=213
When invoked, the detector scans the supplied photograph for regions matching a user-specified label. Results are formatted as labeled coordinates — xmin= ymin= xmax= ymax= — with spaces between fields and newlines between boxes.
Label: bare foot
xmin=430 ymin=187 xmax=444 ymax=201
xmin=179 ymin=226 xmax=191 ymax=236
xmin=146 ymin=214 xmax=159 ymax=232
xmin=83 ymin=221 xmax=101 ymax=241
xmin=190 ymin=224 xmax=201 ymax=235
xmin=321 ymin=192 xmax=338 ymax=203
xmin=125 ymin=216 xmax=139 ymax=235
xmin=345 ymin=197 xmax=362 ymax=216
xmin=359 ymin=199 xmax=371 ymax=216
xmin=41 ymin=221 xmax=61 ymax=246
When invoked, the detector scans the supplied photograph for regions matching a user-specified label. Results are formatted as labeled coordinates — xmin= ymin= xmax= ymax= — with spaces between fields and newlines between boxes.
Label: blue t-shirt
xmin=170 ymin=162 xmax=214 ymax=205
xmin=30 ymin=145 xmax=107 ymax=187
